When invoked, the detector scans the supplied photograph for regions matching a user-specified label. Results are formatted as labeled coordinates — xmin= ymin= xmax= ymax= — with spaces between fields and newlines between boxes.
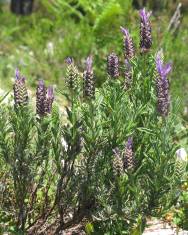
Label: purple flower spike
xmin=120 ymin=26 xmax=135 ymax=60
xmin=123 ymin=137 xmax=135 ymax=171
xmin=36 ymin=80 xmax=46 ymax=117
xmin=139 ymin=8 xmax=152 ymax=53
xmin=83 ymin=56 xmax=95 ymax=99
xmin=36 ymin=80 xmax=54 ymax=117
xmin=156 ymin=52 xmax=171 ymax=117
xmin=107 ymin=53 xmax=119 ymax=78
xmin=13 ymin=69 xmax=28 ymax=107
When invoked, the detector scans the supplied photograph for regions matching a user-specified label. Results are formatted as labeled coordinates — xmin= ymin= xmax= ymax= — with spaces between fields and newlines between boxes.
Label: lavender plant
xmin=0 ymin=71 xmax=55 ymax=233
xmin=0 ymin=8 xmax=186 ymax=235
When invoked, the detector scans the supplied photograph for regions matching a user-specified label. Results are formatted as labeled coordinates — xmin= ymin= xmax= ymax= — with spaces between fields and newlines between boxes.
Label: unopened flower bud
xmin=65 ymin=57 xmax=79 ymax=91
xmin=13 ymin=68 xmax=28 ymax=107
xmin=113 ymin=148 xmax=123 ymax=176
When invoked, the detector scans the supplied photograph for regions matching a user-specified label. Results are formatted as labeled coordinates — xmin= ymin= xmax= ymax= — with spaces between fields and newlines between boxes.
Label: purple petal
xmin=156 ymin=52 xmax=163 ymax=75
xmin=139 ymin=8 xmax=151 ymax=23
xmin=120 ymin=26 xmax=129 ymax=37
xmin=65 ymin=57 xmax=73 ymax=65
xmin=127 ymin=137 xmax=133 ymax=149
xmin=38 ymin=80 xmax=45 ymax=87
xmin=125 ymin=59 xmax=131 ymax=70
xmin=139 ymin=8 xmax=146 ymax=22
xmin=20 ymin=77 xmax=26 ymax=83
xmin=125 ymin=59 xmax=131 ymax=68
xmin=163 ymin=63 xmax=172 ymax=77
xmin=15 ymin=68 xmax=20 ymax=80
xmin=86 ymin=56 xmax=93 ymax=74
xmin=47 ymin=86 xmax=54 ymax=99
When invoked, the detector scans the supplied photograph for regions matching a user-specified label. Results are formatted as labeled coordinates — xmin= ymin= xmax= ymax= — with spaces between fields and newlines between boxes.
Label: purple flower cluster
xmin=36 ymin=80 xmax=54 ymax=117
xmin=83 ymin=56 xmax=95 ymax=99
xmin=120 ymin=26 xmax=135 ymax=60
xmin=13 ymin=69 xmax=28 ymax=107
xmin=107 ymin=53 xmax=119 ymax=78
xmin=139 ymin=8 xmax=152 ymax=53
xmin=113 ymin=138 xmax=135 ymax=176
xmin=123 ymin=137 xmax=135 ymax=171
xmin=156 ymin=52 xmax=171 ymax=117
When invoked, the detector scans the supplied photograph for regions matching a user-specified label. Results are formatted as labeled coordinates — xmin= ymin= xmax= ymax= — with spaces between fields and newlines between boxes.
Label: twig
xmin=167 ymin=3 xmax=182 ymax=34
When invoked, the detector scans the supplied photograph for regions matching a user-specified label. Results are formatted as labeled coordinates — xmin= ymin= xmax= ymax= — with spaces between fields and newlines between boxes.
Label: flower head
xmin=107 ymin=53 xmax=119 ymax=78
xmin=36 ymin=80 xmax=54 ymax=117
xmin=13 ymin=68 xmax=28 ymax=107
xmin=155 ymin=52 xmax=172 ymax=117
xmin=139 ymin=8 xmax=152 ymax=53
xmin=83 ymin=56 xmax=95 ymax=99
xmin=65 ymin=57 xmax=79 ymax=91
xmin=120 ymin=26 xmax=135 ymax=60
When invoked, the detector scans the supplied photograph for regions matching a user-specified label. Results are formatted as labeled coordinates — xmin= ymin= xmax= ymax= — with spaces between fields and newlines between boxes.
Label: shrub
xmin=0 ymin=7 xmax=187 ymax=234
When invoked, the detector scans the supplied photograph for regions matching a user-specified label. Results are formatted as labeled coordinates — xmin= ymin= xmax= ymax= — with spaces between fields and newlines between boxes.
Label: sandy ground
xmin=143 ymin=218 xmax=188 ymax=235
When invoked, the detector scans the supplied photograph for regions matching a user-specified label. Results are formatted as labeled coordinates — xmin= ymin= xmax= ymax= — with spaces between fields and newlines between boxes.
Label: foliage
xmin=0 ymin=1 xmax=188 ymax=234
xmin=174 ymin=192 xmax=188 ymax=230
xmin=0 ymin=13 xmax=187 ymax=233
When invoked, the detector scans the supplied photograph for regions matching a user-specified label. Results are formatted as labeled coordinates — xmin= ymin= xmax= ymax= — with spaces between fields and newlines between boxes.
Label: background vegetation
xmin=0 ymin=0 xmax=188 ymax=109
